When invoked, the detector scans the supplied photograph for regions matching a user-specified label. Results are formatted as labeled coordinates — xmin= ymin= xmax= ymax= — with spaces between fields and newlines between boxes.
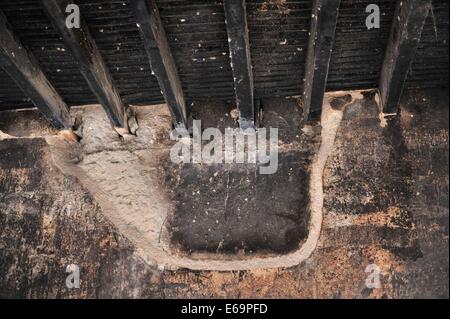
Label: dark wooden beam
xmin=303 ymin=0 xmax=341 ymax=121
xmin=223 ymin=0 xmax=254 ymax=130
xmin=0 ymin=11 xmax=72 ymax=129
xmin=132 ymin=0 xmax=187 ymax=129
xmin=41 ymin=0 xmax=127 ymax=129
xmin=379 ymin=0 xmax=432 ymax=114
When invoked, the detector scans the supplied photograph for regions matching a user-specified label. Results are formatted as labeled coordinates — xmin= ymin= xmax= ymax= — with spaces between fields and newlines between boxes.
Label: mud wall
xmin=0 ymin=88 xmax=448 ymax=298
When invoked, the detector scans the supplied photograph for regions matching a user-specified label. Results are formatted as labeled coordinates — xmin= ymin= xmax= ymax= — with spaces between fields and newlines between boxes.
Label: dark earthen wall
xmin=0 ymin=138 xmax=158 ymax=298
xmin=0 ymin=89 xmax=447 ymax=298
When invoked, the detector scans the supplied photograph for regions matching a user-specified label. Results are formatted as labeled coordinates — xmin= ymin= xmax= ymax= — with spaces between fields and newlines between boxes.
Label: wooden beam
xmin=303 ymin=0 xmax=341 ymax=121
xmin=41 ymin=0 xmax=127 ymax=129
xmin=379 ymin=0 xmax=432 ymax=114
xmin=223 ymin=0 xmax=254 ymax=130
xmin=0 ymin=11 xmax=72 ymax=129
xmin=132 ymin=0 xmax=187 ymax=129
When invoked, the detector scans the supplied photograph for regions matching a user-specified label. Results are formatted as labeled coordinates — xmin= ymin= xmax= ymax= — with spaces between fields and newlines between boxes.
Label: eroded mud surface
xmin=323 ymin=93 xmax=422 ymax=261
xmin=166 ymin=155 xmax=310 ymax=254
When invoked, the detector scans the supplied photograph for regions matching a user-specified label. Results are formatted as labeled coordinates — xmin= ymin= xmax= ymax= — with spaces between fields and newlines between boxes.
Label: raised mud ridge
xmin=1 ymin=93 xmax=355 ymax=271
xmin=45 ymin=94 xmax=352 ymax=271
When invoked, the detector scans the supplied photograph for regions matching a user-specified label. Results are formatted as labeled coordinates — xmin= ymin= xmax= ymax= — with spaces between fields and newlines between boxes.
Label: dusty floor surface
xmin=0 ymin=88 xmax=448 ymax=298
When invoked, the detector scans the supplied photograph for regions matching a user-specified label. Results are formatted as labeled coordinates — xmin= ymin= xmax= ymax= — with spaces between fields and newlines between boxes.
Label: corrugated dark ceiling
xmin=0 ymin=0 xmax=97 ymax=109
xmin=0 ymin=0 xmax=448 ymax=113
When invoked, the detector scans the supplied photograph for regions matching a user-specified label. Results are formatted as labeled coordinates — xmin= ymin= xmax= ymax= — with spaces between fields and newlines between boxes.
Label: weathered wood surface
xmin=41 ymin=0 xmax=127 ymax=129
xmin=303 ymin=0 xmax=341 ymax=121
xmin=133 ymin=0 xmax=187 ymax=128
xmin=224 ymin=0 xmax=255 ymax=129
xmin=0 ymin=10 xmax=72 ymax=129
xmin=379 ymin=0 xmax=432 ymax=114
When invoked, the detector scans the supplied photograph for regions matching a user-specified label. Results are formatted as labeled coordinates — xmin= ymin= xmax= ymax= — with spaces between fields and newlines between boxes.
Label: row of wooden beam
xmin=0 ymin=0 xmax=187 ymax=132
xmin=0 ymin=0 xmax=433 ymax=132
xmin=304 ymin=0 xmax=432 ymax=119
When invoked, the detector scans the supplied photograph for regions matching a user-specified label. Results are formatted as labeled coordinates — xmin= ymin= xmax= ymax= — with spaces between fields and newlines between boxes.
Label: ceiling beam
xmin=379 ymin=0 xmax=432 ymax=114
xmin=0 ymin=11 xmax=72 ymax=130
xmin=132 ymin=0 xmax=187 ymax=129
xmin=303 ymin=0 xmax=341 ymax=121
xmin=41 ymin=0 xmax=128 ymax=130
xmin=224 ymin=0 xmax=255 ymax=130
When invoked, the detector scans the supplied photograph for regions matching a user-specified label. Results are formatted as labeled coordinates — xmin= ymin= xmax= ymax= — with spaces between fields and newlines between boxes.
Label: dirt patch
xmin=330 ymin=94 xmax=353 ymax=110
xmin=163 ymin=97 xmax=317 ymax=255
xmin=165 ymin=155 xmax=310 ymax=255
